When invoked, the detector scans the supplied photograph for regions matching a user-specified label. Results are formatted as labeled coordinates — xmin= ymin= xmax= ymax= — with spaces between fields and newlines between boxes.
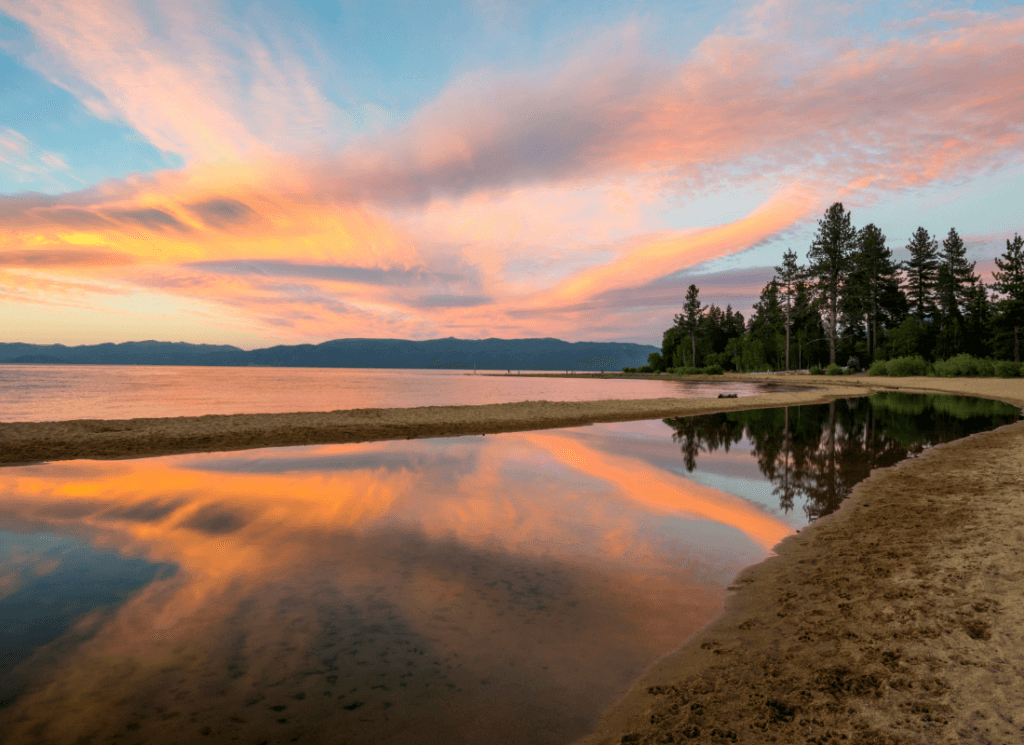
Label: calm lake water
xmin=0 ymin=393 xmax=1016 ymax=744
xmin=0 ymin=365 xmax=781 ymax=422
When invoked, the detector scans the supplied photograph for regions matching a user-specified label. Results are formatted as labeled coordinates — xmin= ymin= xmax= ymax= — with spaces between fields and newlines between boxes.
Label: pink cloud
xmin=1 ymin=1 xmax=1023 ymax=343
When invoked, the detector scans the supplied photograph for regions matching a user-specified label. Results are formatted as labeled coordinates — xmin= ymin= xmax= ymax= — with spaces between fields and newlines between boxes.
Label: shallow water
xmin=0 ymin=365 xmax=778 ymax=422
xmin=0 ymin=393 xmax=1016 ymax=744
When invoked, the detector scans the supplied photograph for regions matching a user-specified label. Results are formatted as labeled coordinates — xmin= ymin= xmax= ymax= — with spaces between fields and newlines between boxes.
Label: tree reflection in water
xmin=665 ymin=393 xmax=1019 ymax=521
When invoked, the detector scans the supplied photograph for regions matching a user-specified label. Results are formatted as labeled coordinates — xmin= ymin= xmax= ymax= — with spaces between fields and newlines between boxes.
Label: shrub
xmin=826 ymin=363 xmax=843 ymax=376
xmin=995 ymin=360 xmax=1021 ymax=378
xmin=637 ymin=365 xmax=653 ymax=373
xmin=677 ymin=366 xmax=702 ymax=375
xmin=843 ymin=368 xmax=856 ymax=375
xmin=621 ymin=367 xmax=635 ymax=373
xmin=809 ymin=365 xmax=824 ymax=375
xmin=867 ymin=360 xmax=888 ymax=376
xmin=886 ymin=355 xmax=932 ymax=377
xmin=701 ymin=364 xmax=725 ymax=375
xmin=976 ymin=358 xmax=995 ymax=377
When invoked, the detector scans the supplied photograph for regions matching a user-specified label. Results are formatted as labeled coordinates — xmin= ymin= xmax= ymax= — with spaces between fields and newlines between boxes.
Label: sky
xmin=1 ymin=0 xmax=1022 ymax=349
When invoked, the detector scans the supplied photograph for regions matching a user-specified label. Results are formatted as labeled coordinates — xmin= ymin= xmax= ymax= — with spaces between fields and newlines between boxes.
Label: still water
xmin=0 ymin=393 xmax=1016 ymax=744
xmin=0 ymin=365 xmax=778 ymax=423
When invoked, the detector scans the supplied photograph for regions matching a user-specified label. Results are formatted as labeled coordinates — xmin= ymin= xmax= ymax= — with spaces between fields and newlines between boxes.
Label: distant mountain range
xmin=0 ymin=338 xmax=660 ymax=371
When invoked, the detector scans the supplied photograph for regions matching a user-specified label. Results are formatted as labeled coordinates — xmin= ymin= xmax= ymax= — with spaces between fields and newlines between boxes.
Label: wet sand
xmin=3 ymin=374 xmax=1023 ymax=743
xmin=577 ymin=375 xmax=1024 ymax=745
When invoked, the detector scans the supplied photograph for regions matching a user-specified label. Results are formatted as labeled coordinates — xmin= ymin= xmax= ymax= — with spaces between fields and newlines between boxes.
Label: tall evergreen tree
xmin=938 ymin=227 xmax=978 ymax=316
xmin=675 ymin=284 xmax=707 ymax=367
xmin=792 ymin=280 xmax=824 ymax=369
xmin=807 ymin=202 xmax=857 ymax=365
xmin=934 ymin=264 xmax=964 ymax=358
xmin=846 ymin=223 xmax=903 ymax=359
xmin=903 ymin=227 xmax=939 ymax=323
xmin=774 ymin=249 xmax=803 ymax=371
xmin=749 ymin=280 xmax=785 ymax=358
xmin=993 ymin=234 xmax=1024 ymax=362
xmin=964 ymin=279 xmax=993 ymax=358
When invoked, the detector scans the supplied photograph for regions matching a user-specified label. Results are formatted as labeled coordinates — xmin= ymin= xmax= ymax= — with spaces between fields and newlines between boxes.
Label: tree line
xmin=644 ymin=202 xmax=1024 ymax=372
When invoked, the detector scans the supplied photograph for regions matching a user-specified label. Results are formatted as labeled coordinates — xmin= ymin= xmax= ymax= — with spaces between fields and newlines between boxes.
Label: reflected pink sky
xmin=0 ymin=421 xmax=789 ymax=744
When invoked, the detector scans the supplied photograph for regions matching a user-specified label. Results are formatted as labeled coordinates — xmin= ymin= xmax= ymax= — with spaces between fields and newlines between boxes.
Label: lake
xmin=0 ymin=365 xmax=780 ymax=422
xmin=0 ymin=393 xmax=1016 ymax=744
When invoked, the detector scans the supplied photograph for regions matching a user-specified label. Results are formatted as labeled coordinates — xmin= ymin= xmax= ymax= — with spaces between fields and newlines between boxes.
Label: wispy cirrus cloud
xmin=1 ymin=0 xmax=1022 ymax=344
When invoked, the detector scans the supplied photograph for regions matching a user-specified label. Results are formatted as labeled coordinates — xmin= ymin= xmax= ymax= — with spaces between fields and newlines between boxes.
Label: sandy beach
xmin=577 ymin=375 xmax=1024 ymax=745
xmin=2 ymin=374 xmax=1022 ymax=743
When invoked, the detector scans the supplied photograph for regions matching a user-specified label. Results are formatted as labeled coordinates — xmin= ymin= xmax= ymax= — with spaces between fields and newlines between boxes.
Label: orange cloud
xmin=1 ymin=2 xmax=1022 ymax=342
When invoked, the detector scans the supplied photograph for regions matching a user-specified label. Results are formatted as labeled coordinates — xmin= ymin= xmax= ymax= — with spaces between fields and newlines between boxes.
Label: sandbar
xmin=0 ymin=383 xmax=847 ymax=466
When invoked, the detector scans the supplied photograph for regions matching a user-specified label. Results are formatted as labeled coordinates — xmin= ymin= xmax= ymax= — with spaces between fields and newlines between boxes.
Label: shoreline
xmin=577 ymin=375 xmax=1024 ymax=745
xmin=0 ymin=383 xmax=846 ymax=466
xmin=2 ymin=375 xmax=1022 ymax=742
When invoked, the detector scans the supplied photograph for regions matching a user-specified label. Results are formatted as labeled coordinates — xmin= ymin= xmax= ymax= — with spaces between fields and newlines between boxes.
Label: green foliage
xmin=870 ymin=392 xmax=1018 ymax=420
xmin=621 ymin=367 xmax=636 ymax=373
xmin=886 ymin=355 xmax=932 ymax=377
xmin=994 ymin=360 xmax=1021 ymax=378
xmin=809 ymin=365 xmax=824 ymax=375
xmin=933 ymin=353 xmax=986 ymax=377
xmin=993 ymin=233 xmax=1024 ymax=362
xmin=904 ymin=226 xmax=939 ymax=322
xmin=825 ymin=363 xmax=843 ymax=375
xmin=701 ymin=364 xmax=724 ymax=375
xmin=675 ymin=366 xmax=703 ymax=375
xmin=887 ymin=316 xmax=928 ymax=359
xmin=637 ymin=365 xmax=653 ymax=373
xmin=808 ymin=202 xmax=857 ymax=365
xmin=843 ymin=368 xmax=855 ymax=375
xmin=867 ymin=360 xmax=888 ymax=376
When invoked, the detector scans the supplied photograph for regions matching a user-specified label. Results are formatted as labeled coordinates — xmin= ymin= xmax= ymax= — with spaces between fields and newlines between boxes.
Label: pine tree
xmin=964 ymin=279 xmax=993 ymax=358
xmin=774 ymin=249 xmax=803 ymax=371
xmin=676 ymin=284 xmax=706 ymax=367
xmin=807 ymin=203 xmax=857 ymax=365
xmin=938 ymin=227 xmax=978 ymax=316
xmin=903 ymin=227 xmax=939 ymax=323
xmin=993 ymin=234 xmax=1024 ymax=363
xmin=846 ymin=223 xmax=904 ymax=359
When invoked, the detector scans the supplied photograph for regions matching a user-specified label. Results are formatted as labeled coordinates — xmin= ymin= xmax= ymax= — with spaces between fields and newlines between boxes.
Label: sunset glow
xmin=2 ymin=0 xmax=1022 ymax=346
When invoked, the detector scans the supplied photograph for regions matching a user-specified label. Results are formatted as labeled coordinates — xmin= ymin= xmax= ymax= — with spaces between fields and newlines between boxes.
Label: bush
xmin=867 ymin=360 xmax=888 ymax=376
xmin=701 ymin=364 xmax=725 ymax=375
xmin=637 ymin=365 xmax=653 ymax=373
xmin=943 ymin=353 xmax=982 ymax=377
xmin=674 ymin=366 xmax=702 ymax=375
xmin=621 ymin=367 xmax=636 ymax=373
xmin=826 ymin=363 xmax=843 ymax=376
xmin=843 ymin=368 xmax=856 ymax=375
xmin=886 ymin=355 xmax=932 ymax=377
xmin=932 ymin=354 xmax=1000 ymax=378
xmin=995 ymin=360 xmax=1021 ymax=378
xmin=809 ymin=365 xmax=824 ymax=375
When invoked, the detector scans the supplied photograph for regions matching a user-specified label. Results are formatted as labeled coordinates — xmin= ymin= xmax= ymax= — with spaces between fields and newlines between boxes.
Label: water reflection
xmin=0 ymin=394 xmax=1013 ymax=744
xmin=665 ymin=393 xmax=1019 ymax=521
xmin=0 ymin=428 xmax=779 ymax=745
